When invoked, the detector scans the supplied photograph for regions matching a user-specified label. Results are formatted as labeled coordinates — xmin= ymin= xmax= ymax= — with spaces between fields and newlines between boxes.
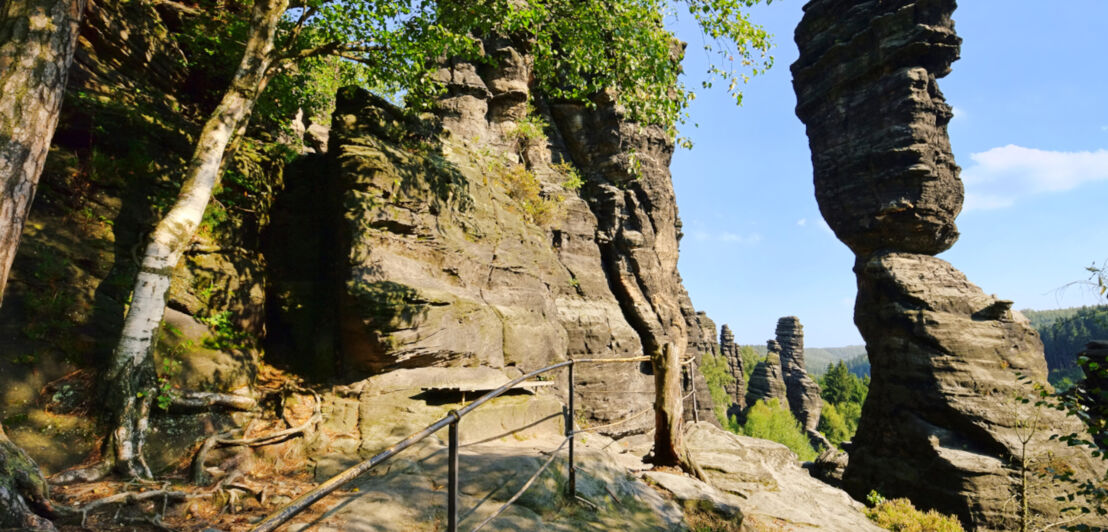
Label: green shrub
xmin=700 ymin=352 xmax=736 ymax=425
xmin=733 ymin=398 xmax=818 ymax=461
xmin=497 ymin=163 xmax=560 ymax=225
xmin=553 ymin=161 xmax=584 ymax=191
xmin=864 ymin=496 xmax=965 ymax=532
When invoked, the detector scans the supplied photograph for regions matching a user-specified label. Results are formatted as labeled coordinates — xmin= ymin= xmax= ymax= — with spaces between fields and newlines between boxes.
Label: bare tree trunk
xmin=105 ymin=0 xmax=287 ymax=478
xmin=653 ymin=342 xmax=685 ymax=466
xmin=0 ymin=0 xmax=86 ymax=307
xmin=0 ymin=422 xmax=56 ymax=531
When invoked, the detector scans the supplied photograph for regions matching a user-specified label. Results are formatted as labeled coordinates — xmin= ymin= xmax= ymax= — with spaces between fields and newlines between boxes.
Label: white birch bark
xmin=106 ymin=0 xmax=288 ymax=478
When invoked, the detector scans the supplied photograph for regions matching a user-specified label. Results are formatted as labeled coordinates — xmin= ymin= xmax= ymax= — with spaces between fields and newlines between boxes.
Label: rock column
xmin=792 ymin=0 xmax=1102 ymax=528
xmin=775 ymin=316 xmax=827 ymax=450
xmin=745 ymin=340 xmax=788 ymax=409
xmin=719 ymin=325 xmax=745 ymax=418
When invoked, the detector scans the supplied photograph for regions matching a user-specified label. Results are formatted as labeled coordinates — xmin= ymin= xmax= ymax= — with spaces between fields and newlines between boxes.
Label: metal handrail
xmin=250 ymin=355 xmax=651 ymax=532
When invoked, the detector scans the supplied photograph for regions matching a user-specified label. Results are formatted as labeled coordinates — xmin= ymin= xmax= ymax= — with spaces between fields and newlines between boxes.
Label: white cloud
xmin=690 ymin=229 xmax=761 ymax=245
xmin=796 ymin=218 xmax=807 ymax=227
xmin=950 ymin=105 xmax=966 ymax=121
xmin=816 ymin=219 xmax=835 ymax=236
xmin=962 ymin=145 xmax=1108 ymax=211
xmin=718 ymin=232 xmax=762 ymax=244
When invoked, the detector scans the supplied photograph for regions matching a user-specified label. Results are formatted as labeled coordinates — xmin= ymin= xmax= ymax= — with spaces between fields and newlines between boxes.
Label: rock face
xmin=744 ymin=341 xmax=787 ymax=409
xmin=775 ymin=316 xmax=825 ymax=448
xmin=283 ymin=35 xmax=718 ymax=435
xmin=719 ymin=325 xmax=746 ymax=415
xmin=792 ymin=1 xmax=1104 ymax=528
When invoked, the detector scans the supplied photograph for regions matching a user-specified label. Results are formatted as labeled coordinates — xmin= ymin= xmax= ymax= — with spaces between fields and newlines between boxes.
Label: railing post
xmin=566 ymin=361 xmax=576 ymax=499
xmin=448 ymin=410 xmax=459 ymax=532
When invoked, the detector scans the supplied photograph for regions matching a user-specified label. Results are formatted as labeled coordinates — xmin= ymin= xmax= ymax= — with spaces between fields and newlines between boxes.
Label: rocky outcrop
xmin=775 ymin=316 xmax=826 ymax=449
xmin=792 ymin=0 xmax=1104 ymax=528
xmin=685 ymin=422 xmax=882 ymax=531
xmin=744 ymin=341 xmax=787 ymax=409
xmin=720 ymin=325 xmax=745 ymax=415
xmin=303 ymin=35 xmax=716 ymax=435
xmin=684 ymin=310 xmax=722 ymax=426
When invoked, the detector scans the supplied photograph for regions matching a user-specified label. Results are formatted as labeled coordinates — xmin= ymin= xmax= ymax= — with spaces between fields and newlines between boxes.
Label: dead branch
xmin=50 ymin=461 xmax=112 ymax=485
xmin=170 ymin=391 xmax=257 ymax=412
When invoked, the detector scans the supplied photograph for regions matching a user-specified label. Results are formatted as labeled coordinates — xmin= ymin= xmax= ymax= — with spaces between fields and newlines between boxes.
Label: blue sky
xmin=667 ymin=1 xmax=1108 ymax=347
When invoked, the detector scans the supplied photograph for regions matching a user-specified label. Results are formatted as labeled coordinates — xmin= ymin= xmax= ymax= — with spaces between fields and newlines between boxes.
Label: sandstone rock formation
xmin=744 ymin=340 xmax=787 ymax=409
xmin=279 ymin=35 xmax=719 ymax=435
xmin=719 ymin=324 xmax=746 ymax=416
xmin=792 ymin=0 xmax=1104 ymax=528
xmin=775 ymin=316 xmax=826 ymax=449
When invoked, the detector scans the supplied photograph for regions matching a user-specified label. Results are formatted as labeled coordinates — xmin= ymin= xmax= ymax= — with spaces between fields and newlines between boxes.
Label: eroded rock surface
xmin=847 ymin=252 xmax=1100 ymax=528
xmin=792 ymin=0 xmax=1105 ymax=528
xmin=792 ymin=0 xmax=963 ymax=258
xmin=685 ymin=422 xmax=881 ymax=531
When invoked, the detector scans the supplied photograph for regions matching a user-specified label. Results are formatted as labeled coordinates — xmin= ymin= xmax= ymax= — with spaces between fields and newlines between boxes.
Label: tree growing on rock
xmin=31 ymin=0 xmax=773 ymax=482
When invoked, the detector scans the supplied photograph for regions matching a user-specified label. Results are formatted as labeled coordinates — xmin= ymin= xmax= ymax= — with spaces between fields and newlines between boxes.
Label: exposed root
xmin=55 ymin=488 xmax=198 ymax=527
xmin=191 ymin=386 xmax=321 ymax=486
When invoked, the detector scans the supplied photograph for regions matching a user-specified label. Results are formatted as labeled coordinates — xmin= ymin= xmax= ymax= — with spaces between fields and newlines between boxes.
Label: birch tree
xmin=92 ymin=0 xmax=772 ymax=479
xmin=0 ymin=0 xmax=86 ymax=306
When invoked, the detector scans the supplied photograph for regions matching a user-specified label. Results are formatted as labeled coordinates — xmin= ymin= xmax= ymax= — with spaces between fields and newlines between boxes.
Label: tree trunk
xmin=0 ymin=422 xmax=56 ymax=531
xmin=104 ymin=0 xmax=287 ymax=478
xmin=653 ymin=342 xmax=685 ymax=466
xmin=0 ymin=0 xmax=86 ymax=307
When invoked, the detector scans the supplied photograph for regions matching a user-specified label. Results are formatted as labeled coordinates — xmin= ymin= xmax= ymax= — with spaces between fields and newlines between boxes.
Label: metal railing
xmin=250 ymin=355 xmax=683 ymax=532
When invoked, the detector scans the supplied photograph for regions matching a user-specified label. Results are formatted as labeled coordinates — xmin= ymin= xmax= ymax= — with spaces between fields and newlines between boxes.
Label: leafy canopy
xmin=231 ymin=0 xmax=773 ymax=144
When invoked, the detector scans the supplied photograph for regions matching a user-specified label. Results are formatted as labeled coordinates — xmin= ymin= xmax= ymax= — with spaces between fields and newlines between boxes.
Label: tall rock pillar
xmin=719 ymin=324 xmax=745 ymax=418
xmin=791 ymin=0 xmax=1102 ymax=529
xmin=776 ymin=316 xmax=828 ymax=450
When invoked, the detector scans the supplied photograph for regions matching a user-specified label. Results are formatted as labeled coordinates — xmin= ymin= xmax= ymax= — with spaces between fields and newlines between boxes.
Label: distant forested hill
xmin=1021 ymin=307 xmax=1085 ymax=331
xmin=1024 ymin=305 xmax=1108 ymax=376
xmin=741 ymin=344 xmax=867 ymax=375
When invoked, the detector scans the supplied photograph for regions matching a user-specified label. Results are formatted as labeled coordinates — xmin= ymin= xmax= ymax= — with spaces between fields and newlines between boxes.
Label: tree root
xmin=54 ymin=488 xmax=198 ymax=527
xmin=191 ymin=387 xmax=321 ymax=485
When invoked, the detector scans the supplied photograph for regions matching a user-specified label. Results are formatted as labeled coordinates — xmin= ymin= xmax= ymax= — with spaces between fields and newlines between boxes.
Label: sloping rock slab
xmin=644 ymin=471 xmax=743 ymax=518
xmin=685 ymin=422 xmax=880 ymax=531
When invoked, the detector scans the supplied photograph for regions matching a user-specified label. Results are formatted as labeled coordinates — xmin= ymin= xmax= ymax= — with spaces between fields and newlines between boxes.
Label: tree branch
xmin=170 ymin=391 xmax=257 ymax=412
